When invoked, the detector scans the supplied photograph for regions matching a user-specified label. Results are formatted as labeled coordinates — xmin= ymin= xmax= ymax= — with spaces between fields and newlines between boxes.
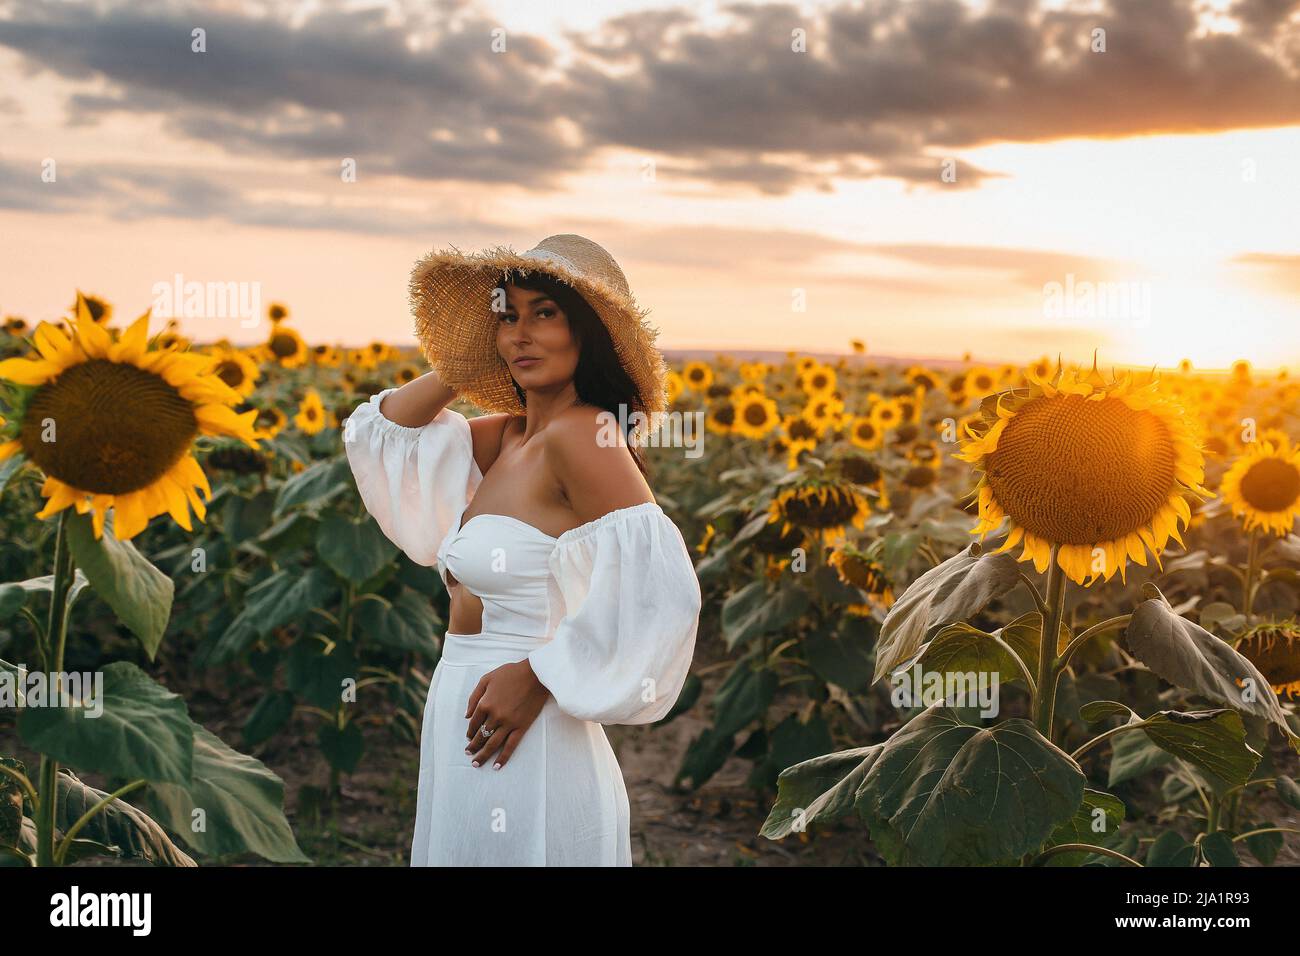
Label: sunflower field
xmin=2 ymin=294 xmax=1299 ymax=867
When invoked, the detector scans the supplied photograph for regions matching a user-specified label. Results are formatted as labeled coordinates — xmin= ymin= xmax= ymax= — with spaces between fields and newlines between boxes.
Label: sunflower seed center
xmin=21 ymin=359 xmax=198 ymax=495
xmin=985 ymin=394 xmax=1176 ymax=545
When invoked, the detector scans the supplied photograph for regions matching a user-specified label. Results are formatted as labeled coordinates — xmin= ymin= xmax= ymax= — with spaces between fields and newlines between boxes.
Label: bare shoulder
xmin=545 ymin=405 xmax=653 ymax=520
xmin=467 ymin=412 xmax=515 ymax=475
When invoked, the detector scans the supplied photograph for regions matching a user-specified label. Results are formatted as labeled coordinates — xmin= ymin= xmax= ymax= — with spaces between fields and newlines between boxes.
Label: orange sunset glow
xmin=1 ymin=0 xmax=1298 ymax=371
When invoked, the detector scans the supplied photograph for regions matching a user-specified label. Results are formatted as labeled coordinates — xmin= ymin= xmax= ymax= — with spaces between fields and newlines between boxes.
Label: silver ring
xmin=480 ymin=725 xmax=494 ymax=739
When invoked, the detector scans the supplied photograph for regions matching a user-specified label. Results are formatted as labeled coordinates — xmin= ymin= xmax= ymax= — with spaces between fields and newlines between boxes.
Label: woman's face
xmin=497 ymin=282 xmax=581 ymax=394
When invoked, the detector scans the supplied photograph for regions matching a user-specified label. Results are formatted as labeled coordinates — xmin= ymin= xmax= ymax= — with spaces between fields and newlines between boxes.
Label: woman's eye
xmin=537 ymin=309 xmax=555 ymax=318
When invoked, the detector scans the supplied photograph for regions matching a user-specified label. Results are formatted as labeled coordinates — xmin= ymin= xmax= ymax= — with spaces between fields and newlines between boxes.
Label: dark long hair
xmin=498 ymin=268 xmax=650 ymax=478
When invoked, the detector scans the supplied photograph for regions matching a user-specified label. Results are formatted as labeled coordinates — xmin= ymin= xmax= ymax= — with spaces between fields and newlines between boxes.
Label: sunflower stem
xmin=35 ymin=510 xmax=74 ymax=867
xmin=1058 ymin=614 xmax=1131 ymax=670
xmin=1243 ymin=528 xmax=1260 ymax=618
xmin=1033 ymin=545 xmax=1066 ymax=741
xmin=1017 ymin=571 xmax=1049 ymax=618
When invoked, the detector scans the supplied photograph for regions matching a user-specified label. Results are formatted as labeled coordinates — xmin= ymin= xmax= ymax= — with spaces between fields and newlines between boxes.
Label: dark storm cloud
xmin=0 ymin=0 xmax=1297 ymax=208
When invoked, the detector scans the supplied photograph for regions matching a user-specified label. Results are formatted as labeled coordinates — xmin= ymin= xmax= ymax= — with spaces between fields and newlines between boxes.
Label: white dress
xmin=344 ymin=388 xmax=702 ymax=866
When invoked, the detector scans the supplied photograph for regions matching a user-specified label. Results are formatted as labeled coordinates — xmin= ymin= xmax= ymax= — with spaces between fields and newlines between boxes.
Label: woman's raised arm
xmin=376 ymin=368 xmax=458 ymax=427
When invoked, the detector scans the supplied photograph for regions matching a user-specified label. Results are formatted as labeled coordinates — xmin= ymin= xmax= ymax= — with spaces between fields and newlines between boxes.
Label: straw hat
xmin=409 ymin=234 xmax=668 ymax=417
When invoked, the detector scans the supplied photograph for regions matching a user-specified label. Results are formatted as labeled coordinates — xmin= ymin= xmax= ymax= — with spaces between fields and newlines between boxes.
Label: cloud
xmin=0 ymin=156 xmax=499 ymax=236
xmin=0 ymin=0 xmax=1297 ymax=205
xmin=1230 ymin=251 xmax=1300 ymax=297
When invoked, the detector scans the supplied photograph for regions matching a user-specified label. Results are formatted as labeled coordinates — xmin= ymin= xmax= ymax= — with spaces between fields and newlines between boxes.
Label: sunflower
xmin=963 ymin=366 xmax=998 ymax=398
xmin=827 ymin=544 xmax=894 ymax=607
xmin=897 ymin=393 xmax=922 ymax=425
xmin=768 ymin=478 xmax=870 ymax=544
xmin=155 ymin=330 xmax=190 ymax=352
xmin=848 ymin=415 xmax=884 ymax=451
xmin=252 ymin=405 xmax=288 ymax=440
xmin=682 ymin=361 xmax=714 ymax=392
xmin=346 ymin=347 xmax=375 ymax=369
xmin=0 ymin=299 xmax=260 ymax=540
xmin=294 ymin=388 xmax=328 ymax=435
xmin=666 ymin=370 xmax=685 ymax=404
xmin=207 ymin=345 xmax=261 ymax=398
xmin=906 ymin=366 xmax=941 ymax=392
xmin=206 ymin=443 xmax=269 ymax=475
xmin=800 ymin=363 xmax=837 ymax=396
xmin=869 ymin=398 xmax=904 ymax=432
xmin=795 ymin=356 xmax=819 ymax=376
xmin=802 ymin=395 xmax=845 ymax=437
xmin=834 ymin=453 xmax=890 ymax=509
xmin=780 ymin=413 xmax=819 ymax=469
xmin=1235 ymin=621 xmax=1300 ymax=699
xmin=4 ymin=316 xmax=28 ymax=335
xmin=268 ymin=302 xmax=289 ymax=323
xmin=266 ymin=325 xmax=309 ymax=368
xmin=732 ymin=392 xmax=780 ymax=440
xmin=764 ymin=555 xmax=792 ymax=580
xmin=705 ymin=400 xmax=735 ymax=436
xmin=850 ymin=338 xmax=866 ymax=355
xmin=367 ymin=341 xmax=391 ymax=364
xmin=955 ymin=365 xmax=1210 ymax=586
xmin=902 ymin=464 xmax=938 ymax=489
xmin=74 ymin=292 xmax=112 ymax=324
xmin=1024 ymin=356 xmax=1055 ymax=382
xmin=312 ymin=344 xmax=342 ymax=367
xmin=1220 ymin=438 xmax=1300 ymax=536
xmin=739 ymin=361 xmax=768 ymax=383
xmin=396 ymin=364 xmax=420 ymax=386
xmin=730 ymin=382 xmax=765 ymax=400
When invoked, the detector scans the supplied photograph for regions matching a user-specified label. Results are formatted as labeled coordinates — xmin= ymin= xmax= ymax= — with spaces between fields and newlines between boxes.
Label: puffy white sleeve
xmin=343 ymin=387 xmax=481 ymax=566
xmin=527 ymin=503 xmax=702 ymax=725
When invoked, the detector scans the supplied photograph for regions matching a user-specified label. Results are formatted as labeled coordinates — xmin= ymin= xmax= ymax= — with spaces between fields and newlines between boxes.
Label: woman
xmin=344 ymin=234 xmax=701 ymax=866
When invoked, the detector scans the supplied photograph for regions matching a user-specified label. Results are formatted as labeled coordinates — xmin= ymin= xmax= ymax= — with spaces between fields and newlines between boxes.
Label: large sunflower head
xmin=1220 ymin=438 xmax=1300 ymax=536
xmin=0 ymin=296 xmax=260 ymax=540
xmin=954 ymin=365 xmax=1210 ymax=586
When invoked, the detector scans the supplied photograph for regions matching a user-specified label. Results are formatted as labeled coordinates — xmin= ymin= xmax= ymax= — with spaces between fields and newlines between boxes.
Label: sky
xmin=1 ymin=0 xmax=1298 ymax=370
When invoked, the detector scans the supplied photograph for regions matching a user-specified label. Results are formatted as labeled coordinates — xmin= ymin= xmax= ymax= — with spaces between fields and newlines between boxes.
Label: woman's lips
xmin=513 ymin=357 xmax=540 ymax=367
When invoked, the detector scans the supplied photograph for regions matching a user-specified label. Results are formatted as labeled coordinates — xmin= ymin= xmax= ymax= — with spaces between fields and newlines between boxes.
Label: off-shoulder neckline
xmin=455 ymin=501 xmax=664 ymax=547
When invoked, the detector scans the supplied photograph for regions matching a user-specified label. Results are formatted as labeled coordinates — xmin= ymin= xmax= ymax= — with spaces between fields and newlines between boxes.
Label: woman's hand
xmin=464 ymin=659 xmax=550 ymax=770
